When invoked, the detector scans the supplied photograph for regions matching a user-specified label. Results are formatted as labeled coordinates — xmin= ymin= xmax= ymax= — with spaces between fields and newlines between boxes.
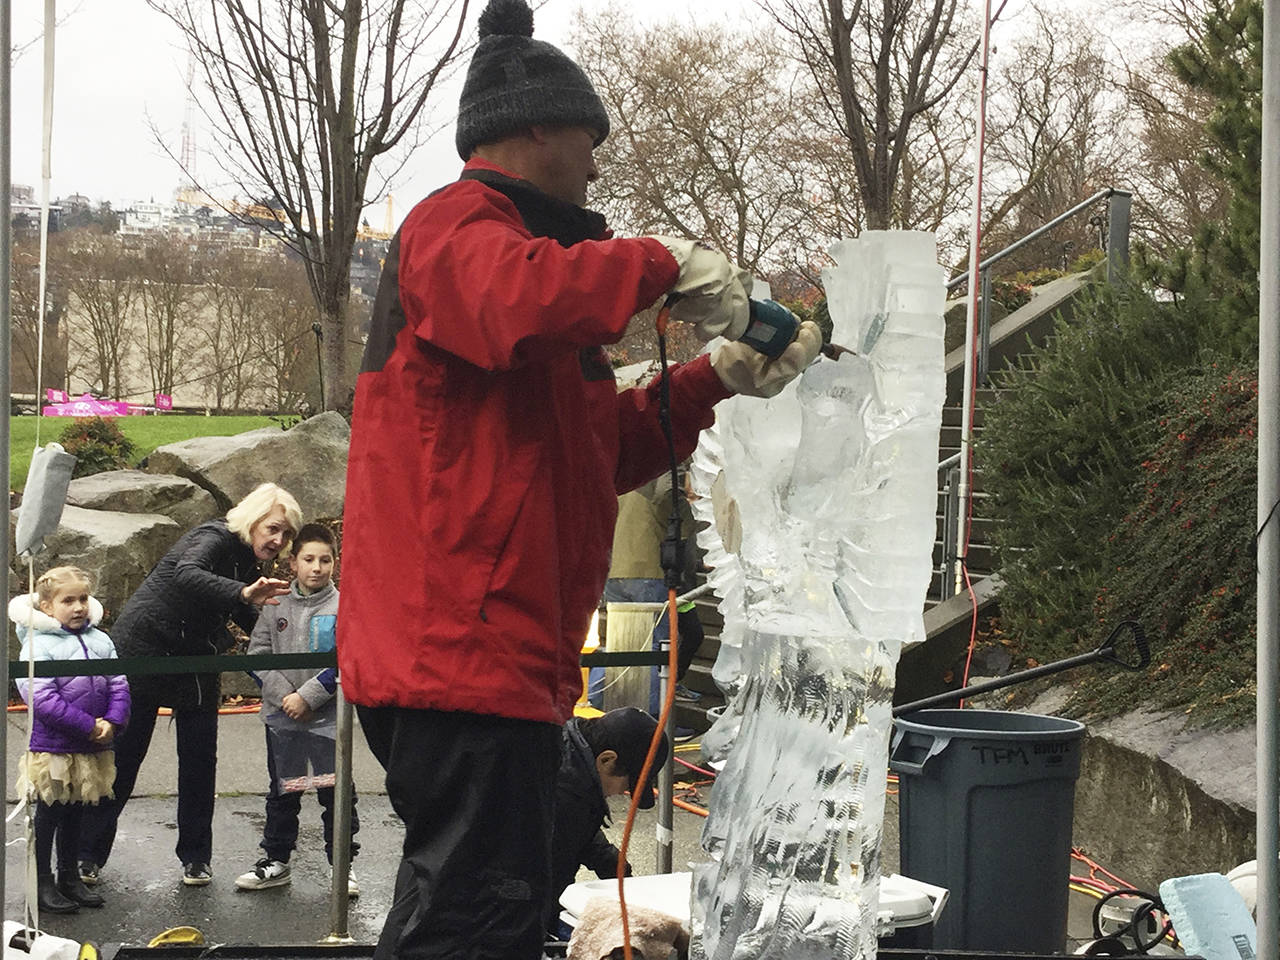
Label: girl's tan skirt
xmin=17 ymin=751 xmax=115 ymax=805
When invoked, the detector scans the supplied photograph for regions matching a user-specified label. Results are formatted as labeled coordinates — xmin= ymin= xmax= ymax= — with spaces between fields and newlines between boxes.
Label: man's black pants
xmin=362 ymin=707 xmax=561 ymax=960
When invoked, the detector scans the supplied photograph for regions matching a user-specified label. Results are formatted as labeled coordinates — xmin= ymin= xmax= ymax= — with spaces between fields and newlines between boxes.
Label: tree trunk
xmin=322 ymin=304 xmax=346 ymax=412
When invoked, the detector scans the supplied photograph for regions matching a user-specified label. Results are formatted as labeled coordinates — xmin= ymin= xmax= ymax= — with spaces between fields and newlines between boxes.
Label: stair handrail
xmin=935 ymin=184 xmax=1132 ymax=472
xmin=933 ymin=187 xmax=1132 ymax=601
xmin=945 ymin=186 xmax=1132 ymax=293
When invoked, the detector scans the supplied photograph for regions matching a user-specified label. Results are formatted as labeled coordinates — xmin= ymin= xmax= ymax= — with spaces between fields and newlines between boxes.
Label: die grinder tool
xmin=742 ymin=297 xmax=854 ymax=361
xmin=659 ymin=292 xmax=853 ymax=361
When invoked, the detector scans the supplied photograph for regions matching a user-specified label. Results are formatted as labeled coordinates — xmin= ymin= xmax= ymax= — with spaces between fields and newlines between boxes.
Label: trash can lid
xmin=893 ymin=708 xmax=1086 ymax=740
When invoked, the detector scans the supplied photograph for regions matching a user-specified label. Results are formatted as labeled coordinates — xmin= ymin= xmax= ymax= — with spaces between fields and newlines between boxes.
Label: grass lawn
xmin=9 ymin=414 xmax=278 ymax=490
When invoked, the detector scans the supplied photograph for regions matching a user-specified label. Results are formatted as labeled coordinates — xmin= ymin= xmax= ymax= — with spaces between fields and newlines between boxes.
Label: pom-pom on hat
xmin=455 ymin=0 xmax=610 ymax=160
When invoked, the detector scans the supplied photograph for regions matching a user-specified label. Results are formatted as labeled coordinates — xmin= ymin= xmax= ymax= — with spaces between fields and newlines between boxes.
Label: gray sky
xmin=11 ymin=0 xmax=1130 ymax=230
xmin=12 ymin=0 xmax=747 ymax=226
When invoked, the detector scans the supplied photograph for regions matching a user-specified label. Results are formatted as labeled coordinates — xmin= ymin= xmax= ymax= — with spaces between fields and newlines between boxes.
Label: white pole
xmin=0 ymin=0 xmax=12 ymax=927
xmin=954 ymin=0 xmax=992 ymax=595
xmin=1256 ymin=0 xmax=1280 ymax=952
xmin=34 ymin=0 xmax=55 ymax=446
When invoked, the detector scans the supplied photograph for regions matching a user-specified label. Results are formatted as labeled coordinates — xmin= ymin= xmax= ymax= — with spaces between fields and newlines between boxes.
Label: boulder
xmin=66 ymin=470 xmax=218 ymax=531
xmin=143 ymin=412 xmax=350 ymax=519
xmin=9 ymin=505 xmax=181 ymax=626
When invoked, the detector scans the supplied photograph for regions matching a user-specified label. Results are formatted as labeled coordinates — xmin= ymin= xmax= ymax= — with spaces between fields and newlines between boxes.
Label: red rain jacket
xmin=337 ymin=159 xmax=730 ymax=724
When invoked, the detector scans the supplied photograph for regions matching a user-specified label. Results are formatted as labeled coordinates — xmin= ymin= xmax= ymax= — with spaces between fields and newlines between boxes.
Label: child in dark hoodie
xmin=236 ymin=524 xmax=360 ymax=895
xmin=545 ymin=707 xmax=669 ymax=937
xmin=11 ymin=566 xmax=130 ymax=914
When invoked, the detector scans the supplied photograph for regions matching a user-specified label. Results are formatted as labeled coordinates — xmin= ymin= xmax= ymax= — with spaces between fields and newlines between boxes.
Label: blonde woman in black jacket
xmin=78 ymin=483 xmax=301 ymax=889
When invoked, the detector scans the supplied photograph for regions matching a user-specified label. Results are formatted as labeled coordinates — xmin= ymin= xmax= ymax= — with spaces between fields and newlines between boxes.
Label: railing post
xmin=941 ymin=467 xmax=960 ymax=601
xmin=1107 ymin=190 xmax=1132 ymax=284
xmin=325 ymin=684 xmax=355 ymax=943
xmin=978 ymin=269 xmax=992 ymax=386
xmin=657 ymin=616 xmax=674 ymax=874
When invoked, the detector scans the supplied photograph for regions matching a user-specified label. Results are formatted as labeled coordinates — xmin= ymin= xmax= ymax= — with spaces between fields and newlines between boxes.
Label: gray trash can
xmin=890 ymin=709 xmax=1086 ymax=952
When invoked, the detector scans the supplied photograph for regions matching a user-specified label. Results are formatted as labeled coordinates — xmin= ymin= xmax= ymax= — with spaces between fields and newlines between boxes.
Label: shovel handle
xmin=893 ymin=620 xmax=1150 ymax=716
xmin=1095 ymin=620 xmax=1150 ymax=671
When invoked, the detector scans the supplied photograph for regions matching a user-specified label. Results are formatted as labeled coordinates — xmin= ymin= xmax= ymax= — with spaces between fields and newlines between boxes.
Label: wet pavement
xmin=2 ymin=711 xmax=701 ymax=950
xmin=2 ymin=711 xmax=1105 ymax=952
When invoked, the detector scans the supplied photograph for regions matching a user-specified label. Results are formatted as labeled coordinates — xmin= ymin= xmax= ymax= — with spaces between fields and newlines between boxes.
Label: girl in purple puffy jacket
xmin=11 ymin=566 xmax=130 ymax=915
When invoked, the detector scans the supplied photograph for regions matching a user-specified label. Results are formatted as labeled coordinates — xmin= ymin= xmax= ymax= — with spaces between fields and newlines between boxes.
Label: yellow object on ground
xmin=146 ymin=927 xmax=205 ymax=948
xmin=579 ymin=611 xmax=601 ymax=708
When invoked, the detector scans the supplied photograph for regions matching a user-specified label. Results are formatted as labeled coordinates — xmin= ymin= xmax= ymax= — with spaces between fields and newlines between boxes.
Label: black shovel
xmin=892 ymin=619 xmax=1150 ymax=717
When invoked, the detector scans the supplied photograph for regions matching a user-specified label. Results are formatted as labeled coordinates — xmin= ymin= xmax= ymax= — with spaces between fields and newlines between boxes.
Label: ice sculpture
xmin=688 ymin=232 xmax=945 ymax=959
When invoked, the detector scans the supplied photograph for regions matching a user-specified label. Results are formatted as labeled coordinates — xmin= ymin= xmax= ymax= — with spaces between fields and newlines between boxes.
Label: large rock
xmin=9 ymin=505 xmax=181 ymax=626
xmin=143 ymin=412 xmax=350 ymax=518
xmin=66 ymin=470 xmax=218 ymax=531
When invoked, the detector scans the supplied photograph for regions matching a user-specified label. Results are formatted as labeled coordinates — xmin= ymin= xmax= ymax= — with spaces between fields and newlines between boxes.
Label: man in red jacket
xmin=337 ymin=0 xmax=820 ymax=956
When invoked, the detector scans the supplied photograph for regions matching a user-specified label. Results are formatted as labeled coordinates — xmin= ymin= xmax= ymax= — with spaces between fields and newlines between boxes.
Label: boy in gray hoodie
xmin=236 ymin=523 xmax=360 ymax=895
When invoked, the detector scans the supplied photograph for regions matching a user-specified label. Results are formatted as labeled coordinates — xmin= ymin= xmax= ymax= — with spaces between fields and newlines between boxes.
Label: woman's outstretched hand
xmin=242 ymin=577 xmax=291 ymax=606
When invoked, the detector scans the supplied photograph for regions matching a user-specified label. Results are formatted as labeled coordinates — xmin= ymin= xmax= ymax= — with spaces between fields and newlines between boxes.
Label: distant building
xmin=11 ymin=184 xmax=61 ymax=233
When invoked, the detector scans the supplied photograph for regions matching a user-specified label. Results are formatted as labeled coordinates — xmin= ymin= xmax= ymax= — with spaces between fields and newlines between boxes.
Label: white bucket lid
xmin=877 ymin=874 xmax=936 ymax=930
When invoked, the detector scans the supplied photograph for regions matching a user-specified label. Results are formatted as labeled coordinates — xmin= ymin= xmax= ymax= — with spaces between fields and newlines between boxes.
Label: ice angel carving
xmin=688 ymin=233 xmax=945 ymax=959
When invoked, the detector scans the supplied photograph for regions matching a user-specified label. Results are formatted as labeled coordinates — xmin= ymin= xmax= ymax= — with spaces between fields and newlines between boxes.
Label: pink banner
xmin=154 ymin=393 xmax=173 ymax=410
xmin=42 ymin=396 xmax=133 ymax=417
xmin=45 ymin=388 xmax=69 ymax=403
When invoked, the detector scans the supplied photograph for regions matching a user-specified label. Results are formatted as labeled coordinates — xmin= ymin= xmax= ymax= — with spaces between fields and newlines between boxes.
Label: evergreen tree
xmin=1156 ymin=0 xmax=1261 ymax=353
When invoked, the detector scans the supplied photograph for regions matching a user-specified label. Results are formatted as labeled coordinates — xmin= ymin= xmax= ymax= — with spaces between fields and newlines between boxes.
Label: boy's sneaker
xmin=181 ymin=862 xmax=213 ymax=886
xmin=235 ymin=858 xmax=290 ymax=890
xmin=78 ymin=860 xmax=100 ymax=886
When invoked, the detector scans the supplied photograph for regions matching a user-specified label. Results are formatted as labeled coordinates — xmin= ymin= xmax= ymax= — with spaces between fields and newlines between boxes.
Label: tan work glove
xmin=649 ymin=236 xmax=752 ymax=341
xmin=711 ymin=320 xmax=822 ymax=398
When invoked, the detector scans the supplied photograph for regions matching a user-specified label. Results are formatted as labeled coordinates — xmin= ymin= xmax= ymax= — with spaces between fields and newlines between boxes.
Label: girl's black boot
xmin=57 ymin=873 xmax=105 ymax=908
xmin=37 ymin=875 xmax=79 ymax=913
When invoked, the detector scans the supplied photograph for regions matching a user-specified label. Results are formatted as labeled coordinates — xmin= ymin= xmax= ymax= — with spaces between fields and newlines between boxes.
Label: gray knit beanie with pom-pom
xmin=455 ymin=0 xmax=610 ymax=159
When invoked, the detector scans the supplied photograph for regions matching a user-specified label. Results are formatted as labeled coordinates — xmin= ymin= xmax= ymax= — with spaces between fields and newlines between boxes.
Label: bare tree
xmin=62 ymin=234 xmax=136 ymax=398
xmin=152 ymin=0 xmax=472 ymax=409
xmin=136 ymin=242 xmax=196 ymax=398
xmin=9 ymin=236 xmax=70 ymax=396
xmin=200 ymin=250 xmax=275 ymax=411
xmin=572 ymin=8 xmax=833 ymax=276
xmin=250 ymin=260 xmax=321 ymax=413
xmin=763 ymin=0 xmax=989 ymax=232
xmin=977 ymin=3 xmax=1133 ymax=273
xmin=1124 ymin=66 xmax=1228 ymax=259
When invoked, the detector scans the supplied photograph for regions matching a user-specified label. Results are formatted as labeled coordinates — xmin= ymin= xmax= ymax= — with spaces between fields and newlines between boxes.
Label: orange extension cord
xmin=614 ymin=585 xmax=679 ymax=960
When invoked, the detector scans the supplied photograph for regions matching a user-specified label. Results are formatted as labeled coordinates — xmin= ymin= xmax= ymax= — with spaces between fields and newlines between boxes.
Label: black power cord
xmin=1090 ymin=887 xmax=1178 ymax=954
xmin=655 ymin=300 xmax=685 ymax=592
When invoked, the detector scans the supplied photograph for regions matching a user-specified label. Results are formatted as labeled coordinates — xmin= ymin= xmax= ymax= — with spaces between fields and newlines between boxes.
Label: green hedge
xmin=977 ymin=282 xmax=1232 ymax=720
xmin=1090 ymin=366 xmax=1257 ymax=726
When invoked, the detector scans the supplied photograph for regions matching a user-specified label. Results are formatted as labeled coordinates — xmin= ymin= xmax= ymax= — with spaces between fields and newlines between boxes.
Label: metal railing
xmin=934 ymin=187 xmax=1132 ymax=600
xmin=945 ymin=187 xmax=1131 ymax=387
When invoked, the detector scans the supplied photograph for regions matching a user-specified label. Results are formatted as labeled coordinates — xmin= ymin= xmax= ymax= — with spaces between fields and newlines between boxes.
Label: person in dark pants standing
xmin=236 ymin=523 xmax=360 ymax=896
xmin=337 ymin=0 xmax=819 ymax=956
xmin=78 ymin=483 xmax=300 ymax=889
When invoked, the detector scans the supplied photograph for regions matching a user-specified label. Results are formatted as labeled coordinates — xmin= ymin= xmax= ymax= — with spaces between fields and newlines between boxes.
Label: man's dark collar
xmin=460 ymin=168 xmax=607 ymax=247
